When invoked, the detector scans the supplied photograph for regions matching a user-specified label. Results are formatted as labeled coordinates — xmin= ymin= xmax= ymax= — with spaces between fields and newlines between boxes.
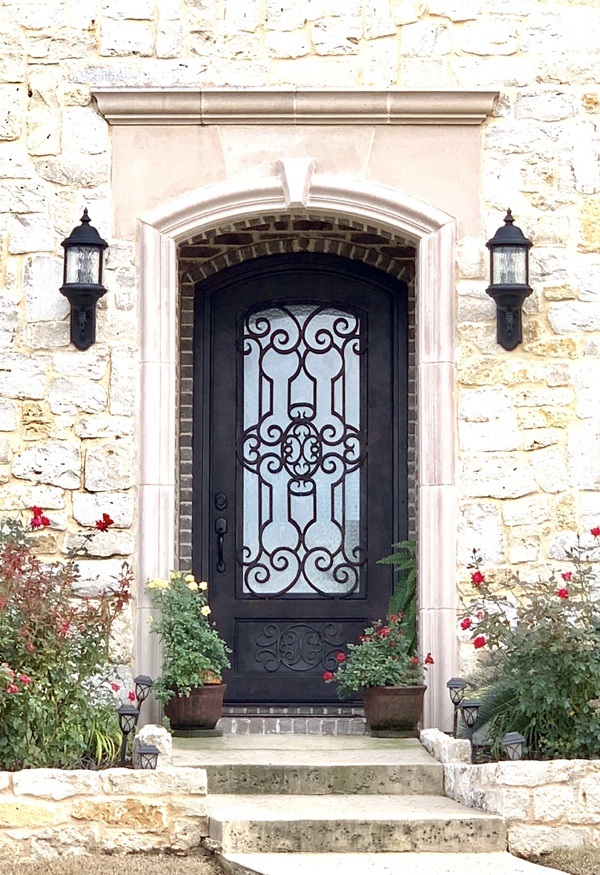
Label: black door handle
xmin=215 ymin=517 xmax=227 ymax=573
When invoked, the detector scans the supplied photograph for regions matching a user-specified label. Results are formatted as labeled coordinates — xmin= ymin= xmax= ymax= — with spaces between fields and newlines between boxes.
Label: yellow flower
xmin=185 ymin=574 xmax=195 ymax=583
xmin=187 ymin=581 xmax=199 ymax=591
xmin=198 ymin=580 xmax=208 ymax=591
xmin=147 ymin=578 xmax=169 ymax=590
xmin=200 ymin=605 xmax=211 ymax=616
xmin=147 ymin=615 xmax=153 ymax=624
xmin=170 ymin=571 xmax=179 ymax=580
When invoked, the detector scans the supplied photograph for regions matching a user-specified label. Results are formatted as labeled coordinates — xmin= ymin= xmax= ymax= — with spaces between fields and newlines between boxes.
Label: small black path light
xmin=136 ymin=743 xmax=160 ymax=770
xmin=117 ymin=702 xmax=140 ymax=766
xmin=485 ymin=209 xmax=533 ymax=351
xmin=134 ymin=674 xmax=153 ymax=707
xmin=460 ymin=699 xmax=482 ymax=764
xmin=501 ymin=731 xmax=526 ymax=761
xmin=60 ymin=208 xmax=108 ymax=351
xmin=446 ymin=677 xmax=467 ymax=738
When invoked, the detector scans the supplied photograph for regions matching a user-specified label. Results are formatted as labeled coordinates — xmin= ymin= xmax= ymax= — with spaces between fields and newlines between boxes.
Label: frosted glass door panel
xmin=240 ymin=304 xmax=365 ymax=597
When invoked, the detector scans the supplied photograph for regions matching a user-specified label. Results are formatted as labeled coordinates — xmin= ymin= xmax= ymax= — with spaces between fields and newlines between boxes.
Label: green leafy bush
xmin=0 ymin=511 xmax=132 ymax=770
xmin=324 ymin=615 xmax=433 ymax=698
xmin=146 ymin=573 xmax=231 ymax=704
xmin=461 ymin=528 xmax=600 ymax=759
xmin=378 ymin=540 xmax=417 ymax=653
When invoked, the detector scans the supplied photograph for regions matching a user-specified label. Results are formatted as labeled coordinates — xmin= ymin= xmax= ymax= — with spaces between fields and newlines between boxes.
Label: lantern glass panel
xmin=66 ymin=245 xmax=101 ymax=285
xmin=492 ymin=246 xmax=527 ymax=285
xmin=122 ymin=714 xmax=136 ymax=734
xmin=449 ymin=688 xmax=464 ymax=705
xmin=139 ymin=746 xmax=159 ymax=770
xmin=505 ymin=742 xmax=523 ymax=761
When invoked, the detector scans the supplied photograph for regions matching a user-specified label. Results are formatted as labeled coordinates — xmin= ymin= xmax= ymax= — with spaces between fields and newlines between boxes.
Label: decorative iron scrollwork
xmin=240 ymin=303 xmax=366 ymax=598
xmin=255 ymin=622 xmax=347 ymax=672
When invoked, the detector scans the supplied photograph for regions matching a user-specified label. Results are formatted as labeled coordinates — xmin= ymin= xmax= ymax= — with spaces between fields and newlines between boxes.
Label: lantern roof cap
xmin=501 ymin=731 xmax=526 ymax=744
xmin=486 ymin=209 xmax=532 ymax=250
xmin=446 ymin=677 xmax=467 ymax=690
xmin=61 ymin=208 xmax=108 ymax=250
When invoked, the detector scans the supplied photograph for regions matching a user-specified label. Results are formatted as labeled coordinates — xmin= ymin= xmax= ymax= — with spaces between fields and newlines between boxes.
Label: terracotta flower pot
xmin=362 ymin=684 xmax=427 ymax=737
xmin=164 ymin=683 xmax=227 ymax=730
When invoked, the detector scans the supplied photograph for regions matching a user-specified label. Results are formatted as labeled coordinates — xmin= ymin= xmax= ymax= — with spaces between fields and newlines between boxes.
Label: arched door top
xmin=136 ymin=172 xmax=457 ymax=730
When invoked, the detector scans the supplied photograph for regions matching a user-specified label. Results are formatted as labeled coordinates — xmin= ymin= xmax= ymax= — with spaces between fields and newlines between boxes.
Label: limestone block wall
xmin=0 ymin=0 xmax=598 ymax=681
xmin=0 ymin=767 xmax=208 ymax=860
xmin=445 ymin=759 xmax=600 ymax=855
xmin=423 ymin=730 xmax=600 ymax=855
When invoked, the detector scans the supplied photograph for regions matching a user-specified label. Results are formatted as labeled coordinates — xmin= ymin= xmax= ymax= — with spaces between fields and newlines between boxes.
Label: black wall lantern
xmin=60 ymin=209 xmax=108 ymax=351
xmin=485 ymin=209 xmax=533 ymax=351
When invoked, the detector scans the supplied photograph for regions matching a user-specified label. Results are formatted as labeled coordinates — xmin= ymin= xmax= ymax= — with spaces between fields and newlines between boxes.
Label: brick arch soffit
xmin=178 ymin=214 xmax=417 ymax=288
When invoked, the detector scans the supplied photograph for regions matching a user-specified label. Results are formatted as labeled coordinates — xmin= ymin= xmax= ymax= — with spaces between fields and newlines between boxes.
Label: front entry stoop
xmin=172 ymin=736 xmax=562 ymax=875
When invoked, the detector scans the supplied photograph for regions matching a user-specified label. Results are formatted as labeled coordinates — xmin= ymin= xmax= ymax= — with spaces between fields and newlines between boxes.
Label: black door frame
xmin=192 ymin=253 xmax=408 ymax=703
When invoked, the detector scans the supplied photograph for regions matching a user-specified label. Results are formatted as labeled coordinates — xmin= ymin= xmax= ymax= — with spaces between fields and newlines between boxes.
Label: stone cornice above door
xmin=93 ymin=88 xmax=498 ymax=127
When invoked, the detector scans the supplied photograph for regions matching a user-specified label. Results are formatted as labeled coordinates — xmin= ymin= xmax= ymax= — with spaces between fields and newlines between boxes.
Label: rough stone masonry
xmin=0 ymin=0 xmax=599 ymax=677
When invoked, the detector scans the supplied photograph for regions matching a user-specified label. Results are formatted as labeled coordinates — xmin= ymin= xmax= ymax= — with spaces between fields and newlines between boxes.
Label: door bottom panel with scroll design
xmin=193 ymin=254 xmax=408 ymax=703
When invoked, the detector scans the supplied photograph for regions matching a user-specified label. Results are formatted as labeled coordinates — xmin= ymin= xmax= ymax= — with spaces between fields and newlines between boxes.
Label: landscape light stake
xmin=446 ymin=677 xmax=467 ymax=738
xmin=117 ymin=703 xmax=140 ymax=766
xmin=460 ymin=700 xmax=482 ymax=764
xmin=501 ymin=731 xmax=526 ymax=761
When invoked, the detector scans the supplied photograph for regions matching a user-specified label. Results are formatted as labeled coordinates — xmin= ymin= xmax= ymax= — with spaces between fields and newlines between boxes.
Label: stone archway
xmin=135 ymin=168 xmax=457 ymax=729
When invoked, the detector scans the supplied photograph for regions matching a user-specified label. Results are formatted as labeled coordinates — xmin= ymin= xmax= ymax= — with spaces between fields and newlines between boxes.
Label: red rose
xmin=389 ymin=614 xmax=399 ymax=622
xmin=557 ymin=588 xmax=569 ymax=599
xmin=411 ymin=656 xmax=419 ymax=665
xmin=30 ymin=516 xmax=43 ymax=528
xmin=6 ymin=684 xmax=18 ymax=694
xmin=377 ymin=627 xmax=390 ymax=638
xmin=471 ymin=571 xmax=485 ymax=585
xmin=323 ymin=671 xmax=334 ymax=681
xmin=473 ymin=636 xmax=486 ymax=649
xmin=41 ymin=516 xmax=50 ymax=526
xmin=96 ymin=513 xmax=114 ymax=532
xmin=335 ymin=652 xmax=346 ymax=663
xmin=591 ymin=527 xmax=600 ymax=538
xmin=19 ymin=674 xmax=31 ymax=685
xmin=424 ymin=653 xmax=434 ymax=665
xmin=26 ymin=643 xmax=34 ymax=652
xmin=561 ymin=572 xmax=572 ymax=581
xmin=128 ymin=691 xmax=136 ymax=702
xmin=111 ymin=682 xmax=120 ymax=692
xmin=31 ymin=506 xmax=43 ymax=517
xmin=460 ymin=617 xmax=472 ymax=630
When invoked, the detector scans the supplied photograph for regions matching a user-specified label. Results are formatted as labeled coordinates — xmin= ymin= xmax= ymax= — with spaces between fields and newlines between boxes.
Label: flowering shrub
xmin=323 ymin=616 xmax=433 ymax=699
xmin=146 ymin=572 xmax=231 ymax=704
xmin=0 ymin=510 xmax=131 ymax=770
xmin=461 ymin=528 xmax=600 ymax=759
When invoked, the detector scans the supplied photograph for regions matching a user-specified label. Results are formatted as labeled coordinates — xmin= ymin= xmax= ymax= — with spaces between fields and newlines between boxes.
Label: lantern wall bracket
xmin=485 ymin=209 xmax=533 ymax=351
xmin=485 ymin=283 xmax=532 ymax=351
xmin=60 ymin=209 xmax=108 ymax=351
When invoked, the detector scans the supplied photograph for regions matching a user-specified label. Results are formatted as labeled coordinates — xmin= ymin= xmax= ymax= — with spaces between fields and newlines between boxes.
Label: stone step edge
xmin=217 ymin=852 xmax=565 ymax=875
xmin=209 ymin=813 xmax=507 ymax=854
xmin=205 ymin=762 xmax=444 ymax=795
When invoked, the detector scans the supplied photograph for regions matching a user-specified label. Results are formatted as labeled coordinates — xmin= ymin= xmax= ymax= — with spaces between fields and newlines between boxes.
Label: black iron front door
xmin=193 ymin=253 xmax=407 ymax=704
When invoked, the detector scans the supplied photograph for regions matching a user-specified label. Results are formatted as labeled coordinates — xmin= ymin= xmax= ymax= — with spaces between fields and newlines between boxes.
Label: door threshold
xmin=219 ymin=705 xmax=367 ymax=735
xmin=222 ymin=705 xmax=364 ymax=717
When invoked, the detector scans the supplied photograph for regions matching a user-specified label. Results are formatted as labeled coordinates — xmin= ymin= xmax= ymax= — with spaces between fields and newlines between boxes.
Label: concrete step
xmin=207 ymin=794 xmax=506 ymax=854
xmin=205 ymin=761 xmax=442 ymax=795
xmin=173 ymin=735 xmax=444 ymax=795
xmin=219 ymin=852 xmax=564 ymax=875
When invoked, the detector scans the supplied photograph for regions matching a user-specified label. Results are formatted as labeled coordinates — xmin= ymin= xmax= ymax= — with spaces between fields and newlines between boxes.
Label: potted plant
xmin=147 ymin=573 xmax=231 ymax=731
xmin=324 ymin=615 xmax=433 ymax=736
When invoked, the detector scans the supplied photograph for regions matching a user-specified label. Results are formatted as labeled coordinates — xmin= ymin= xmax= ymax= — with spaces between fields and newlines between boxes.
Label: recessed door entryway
xmin=193 ymin=253 xmax=408 ymax=704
